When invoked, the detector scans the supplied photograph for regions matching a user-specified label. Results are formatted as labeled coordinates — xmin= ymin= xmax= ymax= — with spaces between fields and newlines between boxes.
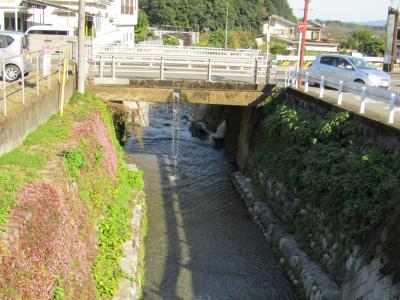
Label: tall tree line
xmin=139 ymin=0 xmax=296 ymax=32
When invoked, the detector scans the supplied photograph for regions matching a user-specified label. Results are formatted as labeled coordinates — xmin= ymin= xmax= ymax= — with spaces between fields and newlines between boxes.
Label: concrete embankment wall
xmin=211 ymin=88 xmax=400 ymax=300
xmin=0 ymin=76 xmax=75 ymax=155
xmin=282 ymin=89 xmax=400 ymax=300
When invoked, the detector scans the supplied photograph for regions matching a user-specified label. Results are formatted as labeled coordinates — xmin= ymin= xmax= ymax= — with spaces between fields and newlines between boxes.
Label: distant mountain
xmin=315 ymin=20 xmax=386 ymax=41
xmin=357 ymin=20 xmax=386 ymax=27
xmin=139 ymin=0 xmax=296 ymax=32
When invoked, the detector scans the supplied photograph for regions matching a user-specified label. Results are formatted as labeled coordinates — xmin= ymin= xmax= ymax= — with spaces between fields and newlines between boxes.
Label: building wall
xmin=1 ymin=0 xmax=138 ymax=44
xmin=305 ymin=44 xmax=338 ymax=52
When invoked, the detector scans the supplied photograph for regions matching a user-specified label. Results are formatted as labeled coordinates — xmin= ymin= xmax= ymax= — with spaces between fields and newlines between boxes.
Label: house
xmin=301 ymin=20 xmax=339 ymax=53
xmin=0 ymin=0 xmax=30 ymax=32
xmin=260 ymin=15 xmax=339 ymax=54
xmin=262 ymin=15 xmax=296 ymax=46
xmin=0 ymin=0 xmax=138 ymax=44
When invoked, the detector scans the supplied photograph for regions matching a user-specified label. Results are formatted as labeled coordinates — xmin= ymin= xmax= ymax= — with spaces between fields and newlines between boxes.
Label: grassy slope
xmin=0 ymin=93 xmax=145 ymax=299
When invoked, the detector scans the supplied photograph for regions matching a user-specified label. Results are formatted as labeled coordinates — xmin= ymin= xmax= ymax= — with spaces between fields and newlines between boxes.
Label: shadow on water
xmin=124 ymin=103 xmax=296 ymax=300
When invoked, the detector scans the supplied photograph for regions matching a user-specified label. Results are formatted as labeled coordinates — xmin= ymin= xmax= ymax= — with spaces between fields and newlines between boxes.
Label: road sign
xmin=42 ymin=44 xmax=51 ymax=76
xmin=298 ymin=22 xmax=306 ymax=33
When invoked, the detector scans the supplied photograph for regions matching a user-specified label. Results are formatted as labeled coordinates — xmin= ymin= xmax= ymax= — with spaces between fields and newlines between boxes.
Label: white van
xmin=25 ymin=25 xmax=76 ymax=51
xmin=26 ymin=25 xmax=75 ymax=36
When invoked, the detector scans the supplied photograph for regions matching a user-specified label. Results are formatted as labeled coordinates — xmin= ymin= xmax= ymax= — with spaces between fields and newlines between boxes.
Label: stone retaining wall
xmin=232 ymin=172 xmax=340 ymax=300
xmin=0 ymin=76 xmax=75 ymax=155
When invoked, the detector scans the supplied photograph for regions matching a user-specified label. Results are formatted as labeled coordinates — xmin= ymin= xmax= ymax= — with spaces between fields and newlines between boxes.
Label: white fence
xmin=275 ymin=55 xmax=384 ymax=64
xmin=0 ymin=47 xmax=73 ymax=116
xmin=285 ymin=68 xmax=398 ymax=124
xmin=88 ymin=45 xmax=268 ymax=84
xmin=91 ymin=44 xmax=261 ymax=59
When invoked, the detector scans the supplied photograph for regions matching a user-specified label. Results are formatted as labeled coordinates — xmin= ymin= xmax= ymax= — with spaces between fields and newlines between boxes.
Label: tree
xmin=135 ymin=10 xmax=150 ymax=42
xmin=139 ymin=0 xmax=296 ymax=33
xmin=341 ymin=29 xmax=384 ymax=56
xmin=270 ymin=42 xmax=287 ymax=54
xmin=163 ymin=37 xmax=180 ymax=45
xmin=208 ymin=29 xmax=237 ymax=48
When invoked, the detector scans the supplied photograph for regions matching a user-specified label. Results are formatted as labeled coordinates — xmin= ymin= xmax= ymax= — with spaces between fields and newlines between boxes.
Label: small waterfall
xmin=171 ymin=92 xmax=181 ymax=174
xmin=209 ymin=120 xmax=226 ymax=147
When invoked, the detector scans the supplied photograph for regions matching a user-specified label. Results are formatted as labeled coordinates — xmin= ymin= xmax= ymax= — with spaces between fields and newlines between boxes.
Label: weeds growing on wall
xmin=248 ymin=88 xmax=400 ymax=281
xmin=0 ymin=92 xmax=145 ymax=298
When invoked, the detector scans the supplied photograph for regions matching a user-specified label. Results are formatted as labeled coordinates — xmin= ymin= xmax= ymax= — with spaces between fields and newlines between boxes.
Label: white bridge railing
xmin=88 ymin=45 xmax=268 ymax=84
xmin=285 ymin=68 xmax=399 ymax=124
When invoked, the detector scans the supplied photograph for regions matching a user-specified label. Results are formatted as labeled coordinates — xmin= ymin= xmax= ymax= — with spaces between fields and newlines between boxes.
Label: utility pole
xmin=78 ymin=0 xmax=85 ymax=93
xmin=299 ymin=0 xmax=309 ymax=71
xmin=14 ymin=0 xmax=18 ymax=31
xmin=384 ymin=7 xmax=399 ymax=72
xmin=225 ymin=2 xmax=229 ymax=48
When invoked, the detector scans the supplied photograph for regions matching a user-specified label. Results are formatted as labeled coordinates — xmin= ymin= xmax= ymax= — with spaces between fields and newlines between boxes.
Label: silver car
xmin=0 ymin=31 xmax=32 ymax=82
xmin=308 ymin=54 xmax=390 ymax=88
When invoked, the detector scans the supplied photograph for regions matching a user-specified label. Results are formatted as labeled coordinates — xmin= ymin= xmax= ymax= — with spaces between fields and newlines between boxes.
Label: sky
xmin=287 ymin=0 xmax=392 ymax=22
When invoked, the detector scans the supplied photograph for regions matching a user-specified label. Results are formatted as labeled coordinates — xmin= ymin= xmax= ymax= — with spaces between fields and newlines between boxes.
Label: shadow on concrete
xmin=124 ymin=103 xmax=296 ymax=300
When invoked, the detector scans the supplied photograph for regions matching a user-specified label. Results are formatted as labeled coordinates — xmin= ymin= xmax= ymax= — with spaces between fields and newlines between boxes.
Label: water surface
xmin=124 ymin=103 xmax=296 ymax=300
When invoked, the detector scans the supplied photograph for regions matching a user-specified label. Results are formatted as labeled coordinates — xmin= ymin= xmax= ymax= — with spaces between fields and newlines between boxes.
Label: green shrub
xmin=63 ymin=149 xmax=86 ymax=182
xmin=249 ymin=89 xmax=400 ymax=276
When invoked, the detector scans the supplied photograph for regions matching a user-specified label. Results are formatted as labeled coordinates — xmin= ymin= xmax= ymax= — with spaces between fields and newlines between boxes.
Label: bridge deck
xmin=89 ymin=79 xmax=273 ymax=106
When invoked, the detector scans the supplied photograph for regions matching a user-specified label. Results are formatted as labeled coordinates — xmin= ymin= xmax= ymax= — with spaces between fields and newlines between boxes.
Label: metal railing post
xmin=36 ymin=52 xmax=40 ymax=96
xmin=58 ymin=51 xmax=62 ymax=83
xmin=254 ymin=58 xmax=259 ymax=84
xmin=388 ymin=93 xmax=397 ymax=124
xmin=160 ymin=57 xmax=164 ymax=80
xmin=338 ymin=81 xmax=344 ymax=105
xmin=207 ymin=59 xmax=212 ymax=82
xmin=304 ymin=72 xmax=309 ymax=92
xmin=319 ymin=76 xmax=325 ymax=98
xmin=360 ymin=86 xmax=367 ymax=113
xmin=21 ymin=55 xmax=25 ymax=104
xmin=112 ymin=55 xmax=116 ymax=79
xmin=66 ymin=49 xmax=69 ymax=78
xmin=99 ymin=55 xmax=103 ymax=79
xmin=284 ymin=68 xmax=288 ymax=87
xmin=2 ymin=59 xmax=6 ymax=116
xmin=294 ymin=70 xmax=299 ymax=88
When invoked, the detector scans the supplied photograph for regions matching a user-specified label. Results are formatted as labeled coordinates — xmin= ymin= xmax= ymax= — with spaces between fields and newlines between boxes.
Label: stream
xmin=124 ymin=102 xmax=296 ymax=300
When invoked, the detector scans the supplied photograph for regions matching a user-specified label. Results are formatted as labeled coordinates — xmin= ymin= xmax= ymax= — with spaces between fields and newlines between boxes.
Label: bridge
xmin=87 ymin=45 xmax=400 ymax=126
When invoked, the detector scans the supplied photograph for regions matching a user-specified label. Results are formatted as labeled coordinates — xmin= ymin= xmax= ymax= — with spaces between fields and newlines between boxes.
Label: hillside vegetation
xmin=321 ymin=20 xmax=386 ymax=41
xmin=139 ymin=0 xmax=296 ymax=32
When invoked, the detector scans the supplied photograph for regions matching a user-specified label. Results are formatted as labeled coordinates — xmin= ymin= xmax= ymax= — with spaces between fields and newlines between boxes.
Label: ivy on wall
xmin=248 ymin=89 xmax=400 ymax=281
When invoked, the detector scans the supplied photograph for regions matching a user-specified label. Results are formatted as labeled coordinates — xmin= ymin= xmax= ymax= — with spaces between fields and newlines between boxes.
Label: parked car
xmin=26 ymin=25 xmax=75 ymax=36
xmin=0 ymin=31 xmax=32 ymax=82
xmin=308 ymin=54 xmax=390 ymax=88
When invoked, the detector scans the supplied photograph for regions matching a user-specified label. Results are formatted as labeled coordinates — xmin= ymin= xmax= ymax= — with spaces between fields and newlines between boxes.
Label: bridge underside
xmin=88 ymin=79 xmax=273 ymax=106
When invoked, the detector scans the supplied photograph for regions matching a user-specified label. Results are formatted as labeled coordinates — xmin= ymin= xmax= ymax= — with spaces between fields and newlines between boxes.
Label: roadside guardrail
xmin=285 ymin=68 xmax=399 ymax=124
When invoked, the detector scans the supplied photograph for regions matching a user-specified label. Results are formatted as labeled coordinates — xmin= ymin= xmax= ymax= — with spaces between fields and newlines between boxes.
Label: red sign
xmin=298 ymin=22 xmax=306 ymax=33
xmin=43 ymin=44 xmax=51 ymax=54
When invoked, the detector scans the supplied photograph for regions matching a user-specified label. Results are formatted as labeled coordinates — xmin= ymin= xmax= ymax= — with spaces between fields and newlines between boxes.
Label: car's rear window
xmin=28 ymin=30 xmax=69 ymax=35
xmin=320 ymin=56 xmax=334 ymax=66
xmin=0 ymin=35 xmax=15 ymax=48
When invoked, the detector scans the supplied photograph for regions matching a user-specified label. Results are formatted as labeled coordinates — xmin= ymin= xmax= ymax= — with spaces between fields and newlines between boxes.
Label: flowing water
xmin=124 ymin=102 xmax=296 ymax=300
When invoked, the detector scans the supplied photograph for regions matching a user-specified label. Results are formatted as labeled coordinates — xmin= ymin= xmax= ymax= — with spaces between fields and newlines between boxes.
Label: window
xmin=273 ymin=29 xmax=284 ymax=35
xmin=320 ymin=56 xmax=334 ymax=66
xmin=311 ymin=31 xmax=320 ymax=40
xmin=334 ymin=58 xmax=352 ymax=70
xmin=0 ymin=35 xmax=14 ymax=48
xmin=28 ymin=30 xmax=69 ymax=35
xmin=121 ymin=0 xmax=135 ymax=15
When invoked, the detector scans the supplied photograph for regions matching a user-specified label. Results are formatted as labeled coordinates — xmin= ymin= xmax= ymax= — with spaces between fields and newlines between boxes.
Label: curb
xmin=231 ymin=171 xmax=340 ymax=300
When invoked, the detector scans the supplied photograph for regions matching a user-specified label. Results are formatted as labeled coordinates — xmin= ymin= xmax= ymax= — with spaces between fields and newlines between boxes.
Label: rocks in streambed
xmin=190 ymin=120 xmax=227 ymax=149
xmin=189 ymin=121 xmax=210 ymax=139
xmin=231 ymin=172 xmax=341 ymax=300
